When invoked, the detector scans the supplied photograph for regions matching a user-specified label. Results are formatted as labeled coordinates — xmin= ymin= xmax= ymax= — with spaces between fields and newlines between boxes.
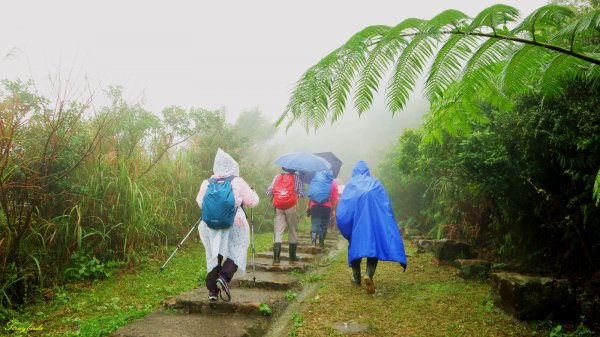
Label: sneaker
xmin=216 ymin=276 xmax=231 ymax=302
xmin=208 ymin=291 xmax=218 ymax=302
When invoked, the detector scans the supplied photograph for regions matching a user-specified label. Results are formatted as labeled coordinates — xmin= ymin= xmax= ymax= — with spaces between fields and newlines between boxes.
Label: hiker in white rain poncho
xmin=196 ymin=149 xmax=259 ymax=301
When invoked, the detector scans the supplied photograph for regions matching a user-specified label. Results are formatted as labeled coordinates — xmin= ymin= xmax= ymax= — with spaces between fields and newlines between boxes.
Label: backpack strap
xmin=211 ymin=175 xmax=236 ymax=183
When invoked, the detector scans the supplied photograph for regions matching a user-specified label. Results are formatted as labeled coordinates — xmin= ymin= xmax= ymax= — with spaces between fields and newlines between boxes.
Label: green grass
xmin=292 ymin=240 xmax=553 ymax=337
xmin=3 ymin=231 xmax=275 ymax=337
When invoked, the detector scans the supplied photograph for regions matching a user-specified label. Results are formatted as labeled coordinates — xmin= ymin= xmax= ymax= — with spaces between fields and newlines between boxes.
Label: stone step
xmin=282 ymin=244 xmax=323 ymax=255
xmin=249 ymin=257 xmax=306 ymax=273
xmin=287 ymin=240 xmax=335 ymax=248
xmin=110 ymin=310 xmax=267 ymax=337
xmin=295 ymin=235 xmax=337 ymax=243
xmin=163 ymin=287 xmax=287 ymax=317
xmin=230 ymin=270 xmax=299 ymax=290
xmin=256 ymin=251 xmax=315 ymax=262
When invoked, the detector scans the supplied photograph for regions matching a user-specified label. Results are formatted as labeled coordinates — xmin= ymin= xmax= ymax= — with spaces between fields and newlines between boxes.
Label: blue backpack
xmin=201 ymin=176 xmax=237 ymax=229
xmin=308 ymin=170 xmax=333 ymax=204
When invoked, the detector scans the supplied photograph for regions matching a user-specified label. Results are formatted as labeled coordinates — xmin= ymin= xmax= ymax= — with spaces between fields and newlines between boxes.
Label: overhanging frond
xmin=280 ymin=3 xmax=600 ymax=132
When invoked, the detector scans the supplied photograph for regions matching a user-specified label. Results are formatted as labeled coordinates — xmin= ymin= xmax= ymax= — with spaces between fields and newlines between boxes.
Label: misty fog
xmin=266 ymin=95 xmax=428 ymax=182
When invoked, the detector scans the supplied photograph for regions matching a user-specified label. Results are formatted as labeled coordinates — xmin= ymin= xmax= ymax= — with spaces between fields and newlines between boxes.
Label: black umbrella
xmin=299 ymin=152 xmax=342 ymax=183
xmin=315 ymin=152 xmax=342 ymax=178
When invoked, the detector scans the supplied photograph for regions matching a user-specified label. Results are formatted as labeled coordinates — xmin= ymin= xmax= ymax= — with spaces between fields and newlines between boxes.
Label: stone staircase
xmin=111 ymin=231 xmax=340 ymax=337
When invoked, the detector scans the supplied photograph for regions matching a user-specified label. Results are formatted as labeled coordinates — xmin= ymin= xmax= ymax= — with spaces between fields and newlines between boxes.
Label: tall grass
xmin=0 ymin=81 xmax=277 ymax=312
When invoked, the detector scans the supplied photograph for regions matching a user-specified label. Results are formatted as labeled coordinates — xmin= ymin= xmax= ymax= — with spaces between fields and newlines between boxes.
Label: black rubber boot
xmin=319 ymin=227 xmax=327 ymax=248
xmin=311 ymin=232 xmax=317 ymax=246
xmin=273 ymin=242 xmax=281 ymax=266
xmin=351 ymin=265 xmax=361 ymax=285
xmin=366 ymin=258 xmax=378 ymax=279
xmin=289 ymin=243 xmax=300 ymax=263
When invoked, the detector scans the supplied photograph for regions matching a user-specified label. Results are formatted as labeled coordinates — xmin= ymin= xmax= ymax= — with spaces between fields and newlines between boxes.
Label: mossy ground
xmin=289 ymin=239 xmax=553 ymax=337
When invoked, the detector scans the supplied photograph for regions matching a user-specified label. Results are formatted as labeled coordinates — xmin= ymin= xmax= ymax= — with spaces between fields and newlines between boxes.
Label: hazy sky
xmin=1 ymin=0 xmax=547 ymax=121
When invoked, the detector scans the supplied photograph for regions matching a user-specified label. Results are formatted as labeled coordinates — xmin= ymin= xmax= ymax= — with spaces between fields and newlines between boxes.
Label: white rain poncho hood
xmin=213 ymin=148 xmax=240 ymax=177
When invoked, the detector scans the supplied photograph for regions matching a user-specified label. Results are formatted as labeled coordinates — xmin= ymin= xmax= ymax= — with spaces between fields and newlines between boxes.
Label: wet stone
xmin=248 ymin=257 xmax=306 ymax=273
xmin=330 ymin=321 xmax=371 ymax=334
xmin=256 ymin=251 xmax=315 ymax=262
xmin=110 ymin=310 xmax=267 ymax=337
xmin=454 ymin=259 xmax=491 ymax=280
xmin=230 ymin=270 xmax=299 ymax=290
xmin=491 ymin=271 xmax=576 ymax=320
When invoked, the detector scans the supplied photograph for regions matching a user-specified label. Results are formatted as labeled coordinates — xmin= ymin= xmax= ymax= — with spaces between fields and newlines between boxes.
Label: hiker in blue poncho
xmin=336 ymin=160 xmax=407 ymax=294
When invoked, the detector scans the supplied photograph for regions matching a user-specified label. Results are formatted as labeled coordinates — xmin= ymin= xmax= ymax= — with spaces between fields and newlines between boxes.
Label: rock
xmin=454 ymin=259 xmax=491 ymax=280
xmin=490 ymin=272 xmax=576 ymax=320
xmin=416 ymin=239 xmax=472 ymax=262
xmin=410 ymin=235 xmax=429 ymax=245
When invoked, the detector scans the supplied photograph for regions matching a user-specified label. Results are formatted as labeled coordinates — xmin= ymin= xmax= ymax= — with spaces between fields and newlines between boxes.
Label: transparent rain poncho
xmin=196 ymin=149 xmax=259 ymax=274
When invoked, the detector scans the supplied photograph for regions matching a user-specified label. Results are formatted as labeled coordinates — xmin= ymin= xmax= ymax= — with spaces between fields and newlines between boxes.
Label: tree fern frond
xmin=459 ymin=38 xmax=511 ymax=100
xmin=329 ymin=26 xmax=389 ymax=121
xmin=353 ymin=19 xmax=423 ymax=114
xmin=386 ymin=28 xmax=436 ymax=112
xmin=280 ymin=3 xmax=600 ymax=132
xmin=503 ymin=44 xmax=554 ymax=94
xmin=468 ymin=4 xmax=520 ymax=32
xmin=586 ymin=63 xmax=600 ymax=88
xmin=512 ymin=4 xmax=574 ymax=40
xmin=539 ymin=53 xmax=589 ymax=96
xmin=425 ymin=33 xmax=479 ymax=101
xmin=594 ymin=168 xmax=600 ymax=207
xmin=553 ymin=8 xmax=600 ymax=51
xmin=422 ymin=9 xmax=470 ymax=34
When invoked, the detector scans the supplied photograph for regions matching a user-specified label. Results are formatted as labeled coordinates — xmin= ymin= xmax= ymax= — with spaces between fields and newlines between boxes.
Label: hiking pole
xmin=251 ymin=207 xmax=256 ymax=283
xmin=159 ymin=218 xmax=201 ymax=273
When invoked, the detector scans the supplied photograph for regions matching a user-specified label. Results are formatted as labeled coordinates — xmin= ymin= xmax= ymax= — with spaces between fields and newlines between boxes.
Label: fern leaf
xmin=468 ymin=4 xmax=520 ymax=32
xmin=425 ymin=33 xmax=478 ymax=101
xmin=329 ymin=26 xmax=389 ymax=121
xmin=503 ymin=44 xmax=553 ymax=94
xmin=512 ymin=4 xmax=574 ymax=40
xmin=594 ymin=168 xmax=600 ymax=207
xmin=353 ymin=19 xmax=422 ymax=114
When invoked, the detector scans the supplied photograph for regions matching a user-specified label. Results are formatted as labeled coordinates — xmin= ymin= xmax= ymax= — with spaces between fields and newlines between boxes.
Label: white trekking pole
xmin=251 ymin=207 xmax=256 ymax=283
xmin=159 ymin=218 xmax=201 ymax=273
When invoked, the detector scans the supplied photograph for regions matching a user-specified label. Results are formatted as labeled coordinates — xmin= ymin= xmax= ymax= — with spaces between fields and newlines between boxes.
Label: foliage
xmin=259 ymin=302 xmax=272 ymax=316
xmin=0 ymin=233 xmax=233 ymax=336
xmin=378 ymin=80 xmax=600 ymax=276
xmin=64 ymin=252 xmax=123 ymax=281
xmin=277 ymin=3 xmax=600 ymax=204
xmin=0 ymin=79 xmax=278 ymax=308
xmin=284 ymin=290 xmax=297 ymax=301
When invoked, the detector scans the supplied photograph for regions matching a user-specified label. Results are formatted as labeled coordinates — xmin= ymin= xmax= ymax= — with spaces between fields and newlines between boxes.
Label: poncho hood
xmin=213 ymin=148 xmax=239 ymax=177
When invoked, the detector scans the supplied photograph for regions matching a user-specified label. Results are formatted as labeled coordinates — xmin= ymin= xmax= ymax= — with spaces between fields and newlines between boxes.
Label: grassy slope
xmin=291 ymin=240 xmax=552 ymax=337
xmin=3 ymin=230 xmax=275 ymax=337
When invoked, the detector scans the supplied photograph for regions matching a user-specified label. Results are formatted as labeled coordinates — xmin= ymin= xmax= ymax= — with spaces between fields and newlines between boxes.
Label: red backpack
xmin=272 ymin=173 xmax=297 ymax=210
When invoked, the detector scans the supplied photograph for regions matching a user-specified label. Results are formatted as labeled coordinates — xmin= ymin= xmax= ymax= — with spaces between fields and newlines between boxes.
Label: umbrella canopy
xmin=275 ymin=152 xmax=331 ymax=173
xmin=315 ymin=152 xmax=342 ymax=178
xmin=299 ymin=152 xmax=343 ymax=184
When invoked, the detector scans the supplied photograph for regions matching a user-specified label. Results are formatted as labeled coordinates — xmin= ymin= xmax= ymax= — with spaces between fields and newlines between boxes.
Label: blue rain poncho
xmin=336 ymin=161 xmax=407 ymax=269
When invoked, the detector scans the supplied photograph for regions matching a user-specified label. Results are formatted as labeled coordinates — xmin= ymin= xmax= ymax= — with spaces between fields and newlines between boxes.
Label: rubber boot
xmin=310 ymin=232 xmax=318 ymax=253
xmin=289 ymin=243 xmax=300 ymax=263
xmin=319 ymin=226 xmax=327 ymax=249
xmin=364 ymin=258 xmax=378 ymax=294
xmin=351 ymin=265 xmax=361 ymax=286
xmin=272 ymin=242 xmax=281 ymax=266
xmin=311 ymin=232 xmax=317 ymax=246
